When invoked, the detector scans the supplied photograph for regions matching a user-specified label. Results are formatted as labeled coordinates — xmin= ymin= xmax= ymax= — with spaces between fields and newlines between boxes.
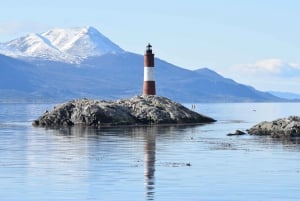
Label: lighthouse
xmin=143 ymin=43 xmax=156 ymax=95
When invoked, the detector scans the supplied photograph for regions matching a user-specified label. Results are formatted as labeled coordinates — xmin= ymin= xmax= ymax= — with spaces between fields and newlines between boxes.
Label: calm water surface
xmin=0 ymin=102 xmax=300 ymax=201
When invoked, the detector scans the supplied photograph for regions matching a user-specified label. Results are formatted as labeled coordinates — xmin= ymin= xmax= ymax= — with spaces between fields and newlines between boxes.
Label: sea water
xmin=0 ymin=102 xmax=300 ymax=201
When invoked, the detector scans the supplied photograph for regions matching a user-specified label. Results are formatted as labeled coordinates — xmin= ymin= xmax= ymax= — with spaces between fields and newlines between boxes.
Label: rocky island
xmin=32 ymin=95 xmax=216 ymax=127
xmin=248 ymin=116 xmax=300 ymax=138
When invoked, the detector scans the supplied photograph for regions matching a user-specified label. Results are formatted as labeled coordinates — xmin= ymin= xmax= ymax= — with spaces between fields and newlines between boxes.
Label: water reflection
xmin=252 ymin=136 xmax=300 ymax=151
xmin=31 ymin=122 xmax=300 ymax=201
xmin=44 ymin=125 xmax=201 ymax=201
xmin=143 ymin=127 xmax=156 ymax=201
xmin=4 ymin=102 xmax=300 ymax=201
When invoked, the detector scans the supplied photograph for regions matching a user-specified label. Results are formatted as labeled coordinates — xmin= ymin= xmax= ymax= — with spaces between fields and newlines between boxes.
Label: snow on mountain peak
xmin=6 ymin=33 xmax=59 ymax=56
xmin=42 ymin=26 xmax=124 ymax=57
xmin=0 ymin=26 xmax=124 ymax=63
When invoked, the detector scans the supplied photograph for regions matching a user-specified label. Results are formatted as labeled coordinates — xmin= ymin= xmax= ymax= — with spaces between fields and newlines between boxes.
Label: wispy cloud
xmin=231 ymin=58 xmax=300 ymax=77
xmin=220 ymin=58 xmax=300 ymax=93
xmin=0 ymin=22 xmax=21 ymax=34
xmin=0 ymin=21 xmax=50 ymax=41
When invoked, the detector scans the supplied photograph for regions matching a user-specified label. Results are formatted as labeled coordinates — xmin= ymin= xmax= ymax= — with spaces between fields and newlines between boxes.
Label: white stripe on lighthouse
xmin=144 ymin=67 xmax=155 ymax=81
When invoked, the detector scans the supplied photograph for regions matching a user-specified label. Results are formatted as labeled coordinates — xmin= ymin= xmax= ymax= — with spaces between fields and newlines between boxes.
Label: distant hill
xmin=0 ymin=26 xmax=285 ymax=103
xmin=268 ymin=91 xmax=300 ymax=101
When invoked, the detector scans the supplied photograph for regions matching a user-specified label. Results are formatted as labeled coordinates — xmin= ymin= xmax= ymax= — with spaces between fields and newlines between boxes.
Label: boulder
xmin=32 ymin=95 xmax=216 ymax=127
xmin=247 ymin=116 xmax=300 ymax=138
xmin=227 ymin=130 xmax=246 ymax=136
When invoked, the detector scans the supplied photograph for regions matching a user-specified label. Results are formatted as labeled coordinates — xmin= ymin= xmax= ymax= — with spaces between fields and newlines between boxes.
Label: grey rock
xmin=32 ymin=95 xmax=216 ymax=127
xmin=227 ymin=129 xmax=246 ymax=136
xmin=248 ymin=116 xmax=300 ymax=138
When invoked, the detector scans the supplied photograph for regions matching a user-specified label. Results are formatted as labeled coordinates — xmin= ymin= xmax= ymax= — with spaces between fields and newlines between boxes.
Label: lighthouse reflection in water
xmin=143 ymin=127 xmax=156 ymax=200
xmin=2 ymin=103 xmax=300 ymax=200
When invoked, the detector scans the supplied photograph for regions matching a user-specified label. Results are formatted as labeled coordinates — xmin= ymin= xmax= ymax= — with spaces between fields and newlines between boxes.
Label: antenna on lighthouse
xmin=143 ymin=43 xmax=156 ymax=95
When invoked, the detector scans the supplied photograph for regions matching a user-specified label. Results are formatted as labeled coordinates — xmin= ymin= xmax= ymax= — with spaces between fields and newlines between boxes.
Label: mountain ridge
xmin=0 ymin=26 xmax=289 ymax=103
xmin=268 ymin=91 xmax=300 ymax=100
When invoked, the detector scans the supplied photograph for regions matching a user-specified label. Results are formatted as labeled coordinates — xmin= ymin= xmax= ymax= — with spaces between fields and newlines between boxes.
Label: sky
xmin=1 ymin=0 xmax=300 ymax=93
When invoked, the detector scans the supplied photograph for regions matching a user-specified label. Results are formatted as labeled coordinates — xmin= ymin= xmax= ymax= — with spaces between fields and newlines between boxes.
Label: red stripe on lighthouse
xmin=143 ymin=43 xmax=156 ymax=95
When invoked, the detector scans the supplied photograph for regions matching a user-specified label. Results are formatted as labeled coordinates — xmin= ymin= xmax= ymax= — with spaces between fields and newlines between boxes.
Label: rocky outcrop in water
xmin=227 ymin=130 xmax=246 ymax=136
xmin=247 ymin=116 xmax=300 ymax=138
xmin=32 ymin=95 xmax=216 ymax=127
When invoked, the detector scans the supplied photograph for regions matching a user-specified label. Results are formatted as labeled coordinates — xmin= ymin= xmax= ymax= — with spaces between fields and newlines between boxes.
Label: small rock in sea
xmin=227 ymin=129 xmax=246 ymax=136
xmin=248 ymin=116 xmax=300 ymax=138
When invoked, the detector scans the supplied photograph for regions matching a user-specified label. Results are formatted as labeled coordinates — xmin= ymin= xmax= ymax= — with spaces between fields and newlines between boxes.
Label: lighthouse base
xmin=143 ymin=81 xmax=156 ymax=95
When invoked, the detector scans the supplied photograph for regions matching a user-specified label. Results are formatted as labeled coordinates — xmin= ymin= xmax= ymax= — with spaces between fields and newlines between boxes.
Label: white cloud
xmin=231 ymin=58 xmax=300 ymax=76
xmin=231 ymin=59 xmax=283 ymax=74
xmin=0 ymin=21 xmax=32 ymax=34
xmin=220 ymin=58 xmax=300 ymax=94
xmin=0 ymin=21 xmax=50 ymax=41
xmin=288 ymin=62 xmax=300 ymax=69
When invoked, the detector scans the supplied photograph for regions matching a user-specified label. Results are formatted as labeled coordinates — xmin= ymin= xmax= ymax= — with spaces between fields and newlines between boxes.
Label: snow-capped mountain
xmin=0 ymin=26 xmax=286 ymax=103
xmin=0 ymin=26 xmax=124 ymax=63
xmin=42 ymin=26 xmax=124 ymax=57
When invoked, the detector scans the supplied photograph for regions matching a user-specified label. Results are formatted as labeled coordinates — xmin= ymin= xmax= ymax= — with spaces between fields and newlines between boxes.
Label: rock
xmin=32 ymin=95 xmax=216 ymax=127
xmin=248 ymin=116 xmax=300 ymax=138
xmin=227 ymin=129 xmax=246 ymax=136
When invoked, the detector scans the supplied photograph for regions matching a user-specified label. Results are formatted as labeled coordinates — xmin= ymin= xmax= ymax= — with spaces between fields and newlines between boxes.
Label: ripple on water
xmin=1 ymin=103 xmax=300 ymax=200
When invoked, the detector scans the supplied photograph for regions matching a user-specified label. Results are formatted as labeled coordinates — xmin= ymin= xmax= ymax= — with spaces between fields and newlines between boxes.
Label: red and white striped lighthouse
xmin=143 ymin=43 xmax=156 ymax=95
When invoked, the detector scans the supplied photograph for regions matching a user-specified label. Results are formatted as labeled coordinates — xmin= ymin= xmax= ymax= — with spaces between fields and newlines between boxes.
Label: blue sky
xmin=1 ymin=0 xmax=300 ymax=93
